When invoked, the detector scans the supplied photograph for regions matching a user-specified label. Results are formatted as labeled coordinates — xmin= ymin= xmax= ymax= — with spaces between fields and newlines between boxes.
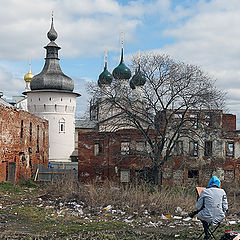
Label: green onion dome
xmin=129 ymin=77 xmax=136 ymax=89
xmin=98 ymin=62 xmax=113 ymax=87
xmin=131 ymin=66 xmax=146 ymax=87
xmin=112 ymin=48 xmax=131 ymax=80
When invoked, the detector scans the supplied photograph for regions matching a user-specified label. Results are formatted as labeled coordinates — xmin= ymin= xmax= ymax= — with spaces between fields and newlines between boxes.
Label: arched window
xmin=59 ymin=118 xmax=65 ymax=133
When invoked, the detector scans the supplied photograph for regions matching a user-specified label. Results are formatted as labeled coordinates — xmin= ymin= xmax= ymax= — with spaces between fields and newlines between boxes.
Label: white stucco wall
xmin=27 ymin=91 xmax=77 ymax=162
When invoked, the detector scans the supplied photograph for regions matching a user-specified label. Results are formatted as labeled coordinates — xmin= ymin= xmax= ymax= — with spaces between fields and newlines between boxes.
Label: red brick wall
xmin=222 ymin=114 xmax=236 ymax=131
xmin=78 ymin=129 xmax=151 ymax=183
xmin=0 ymin=162 xmax=7 ymax=182
xmin=0 ymin=105 xmax=49 ymax=183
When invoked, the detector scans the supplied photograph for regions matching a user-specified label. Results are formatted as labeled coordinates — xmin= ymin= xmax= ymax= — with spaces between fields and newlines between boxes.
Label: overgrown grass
xmin=44 ymin=179 xmax=197 ymax=214
xmin=43 ymin=179 xmax=240 ymax=216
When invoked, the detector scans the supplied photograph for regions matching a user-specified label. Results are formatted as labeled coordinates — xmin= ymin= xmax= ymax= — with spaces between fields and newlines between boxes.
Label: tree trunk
xmin=152 ymin=166 xmax=163 ymax=187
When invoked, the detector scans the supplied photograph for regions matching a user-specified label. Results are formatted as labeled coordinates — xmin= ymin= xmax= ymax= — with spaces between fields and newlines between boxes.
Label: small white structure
xmin=25 ymin=17 xmax=80 ymax=162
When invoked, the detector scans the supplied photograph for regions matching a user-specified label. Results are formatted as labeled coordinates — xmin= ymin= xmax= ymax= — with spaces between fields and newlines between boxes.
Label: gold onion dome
xmin=24 ymin=67 xmax=34 ymax=82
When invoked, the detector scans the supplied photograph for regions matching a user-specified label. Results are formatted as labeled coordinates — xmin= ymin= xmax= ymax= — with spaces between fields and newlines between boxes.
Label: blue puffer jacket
xmin=196 ymin=176 xmax=228 ymax=225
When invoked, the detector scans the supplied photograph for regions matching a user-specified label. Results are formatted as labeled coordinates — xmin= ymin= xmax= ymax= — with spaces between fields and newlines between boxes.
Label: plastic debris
xmin=183 ymin=217 xmax=192 ymax=221
xmin=104 ymin=205 xmax=112 ymax=212
xmin=160 ymin=214 xmax=168 ymax=220
xmin=173 ymin=216 xmax=182 ymax=220
xmin=229 ymin=220 xmax=237 ymax=225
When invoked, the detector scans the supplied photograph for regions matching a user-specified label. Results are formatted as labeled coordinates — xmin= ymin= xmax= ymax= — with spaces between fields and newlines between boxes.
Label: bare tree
xmin=89 ymin=53 xmax=226 ymax=185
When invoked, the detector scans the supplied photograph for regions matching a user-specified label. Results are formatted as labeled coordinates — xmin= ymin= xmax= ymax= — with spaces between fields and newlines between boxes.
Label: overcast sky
xmin=1 ymin=0 xmax=240 ymax=127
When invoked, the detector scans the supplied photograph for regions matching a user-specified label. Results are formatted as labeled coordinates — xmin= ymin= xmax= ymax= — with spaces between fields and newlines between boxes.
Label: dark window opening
xmin=136 ymin=141 xmax=145 ymax=152
xmin=204 ymin=141 xmax=213 ymax=156
xmin=59 ymin=119 xmax=65 ymax=133
xmin=28 ymin=148 xmax=32 ymax=168
xmin=121 ymin=141 xmax=130 ymax=155
xmin=36 ymin=125 xmax=39 ymax=153
xmin=205 ymin=113 xmax=212 ymax=127
xmin=43 ymin=131 xmax=45 ymax=145
xmin=190 ymin=114 xmax=198 ymax=129
xmin=29 ymin=122 xmax=32 ymax=142
xmin=95 ymin=168 xmax=104 ymax=181
xmin=94 ymin=141 xmax=104 ymax=156
xmin=188 ymin=169 xmax=199 ymax=179
xmin=226 ymin=142 xmax=234 ymax=157
xmin=19 ymin=152 xmax=26 ymax=164
xmin=120 ymin=169 xmax=130 ymax=183
xmin=174 ymin=141 xmax=183 ymax=156
xmin=190 ymin=141 xmax=198 ymax=157
xmin=20 ymin=120 xmax=23 ymax=139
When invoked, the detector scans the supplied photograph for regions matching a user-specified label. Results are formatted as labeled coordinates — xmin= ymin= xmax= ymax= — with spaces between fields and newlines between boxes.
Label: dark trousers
xmin=201 ymin=220 xmax=210 ymax=238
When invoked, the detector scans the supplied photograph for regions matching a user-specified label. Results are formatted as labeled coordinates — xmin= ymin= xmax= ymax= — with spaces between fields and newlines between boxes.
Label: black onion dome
xmin=98 ymin=62 xmax=113 ymax=87
xmin=47 ymin=17 xmax=58 ymax=41
xmin=131 ymin=66 xmax=146 ymax=87
xmin=30 ymin=17 xmax=74 ymax=92
xmin=112 ymin=48 xmax=131 ymax=80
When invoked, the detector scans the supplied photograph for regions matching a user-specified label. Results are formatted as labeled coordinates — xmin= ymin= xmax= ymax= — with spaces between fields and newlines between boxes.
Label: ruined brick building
xmin=78 ymin=110 xmax=240 ymax=186
xmin=0 ymin=103 xmax=48 ymax=183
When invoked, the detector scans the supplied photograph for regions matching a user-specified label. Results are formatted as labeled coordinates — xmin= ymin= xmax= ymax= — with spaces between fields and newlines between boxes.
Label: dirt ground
xmin=0 ymin=182 xmax=239 ymax=240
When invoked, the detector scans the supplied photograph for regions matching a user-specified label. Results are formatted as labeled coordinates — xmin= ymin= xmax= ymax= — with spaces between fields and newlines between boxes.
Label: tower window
xmin=59 ymin=119 xmax=65 ymax=133
xmin=49 ymin=97 xmax=52 ymax=101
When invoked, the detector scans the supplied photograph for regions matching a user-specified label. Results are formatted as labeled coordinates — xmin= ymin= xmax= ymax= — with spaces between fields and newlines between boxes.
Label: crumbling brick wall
xmin=0 ymin=105 xmax=49 ymax=183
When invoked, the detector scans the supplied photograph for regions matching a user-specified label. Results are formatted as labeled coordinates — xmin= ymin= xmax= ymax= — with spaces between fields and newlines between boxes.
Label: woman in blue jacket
xmin=196 ymin=176 xmax=228 ymax=239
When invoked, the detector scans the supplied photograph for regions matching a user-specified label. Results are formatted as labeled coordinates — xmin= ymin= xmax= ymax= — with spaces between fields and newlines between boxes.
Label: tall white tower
xmin=25 ymin=16 xmax=80 ymax=162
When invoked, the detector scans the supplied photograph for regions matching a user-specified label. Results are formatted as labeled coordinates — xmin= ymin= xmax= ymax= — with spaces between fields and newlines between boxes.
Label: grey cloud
xmin=0 ymin=66 xmax=24 ymax=97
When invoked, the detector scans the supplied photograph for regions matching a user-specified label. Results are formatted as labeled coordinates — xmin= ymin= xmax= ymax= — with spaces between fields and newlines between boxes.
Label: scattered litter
xmin=124 ymin=219 xmax=133 ymax=223
xmin=183 ymin=217 xmax=192 ymax=221
xmin=173 ymin=216 xmax=182 ymax=220
xmin=229 ymin=221 xmax=237 ymax=225
xmin=160 ymin=214 xmax=168 ymax=220
xmin=104 ymin=205 xmax=112 ymax=212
